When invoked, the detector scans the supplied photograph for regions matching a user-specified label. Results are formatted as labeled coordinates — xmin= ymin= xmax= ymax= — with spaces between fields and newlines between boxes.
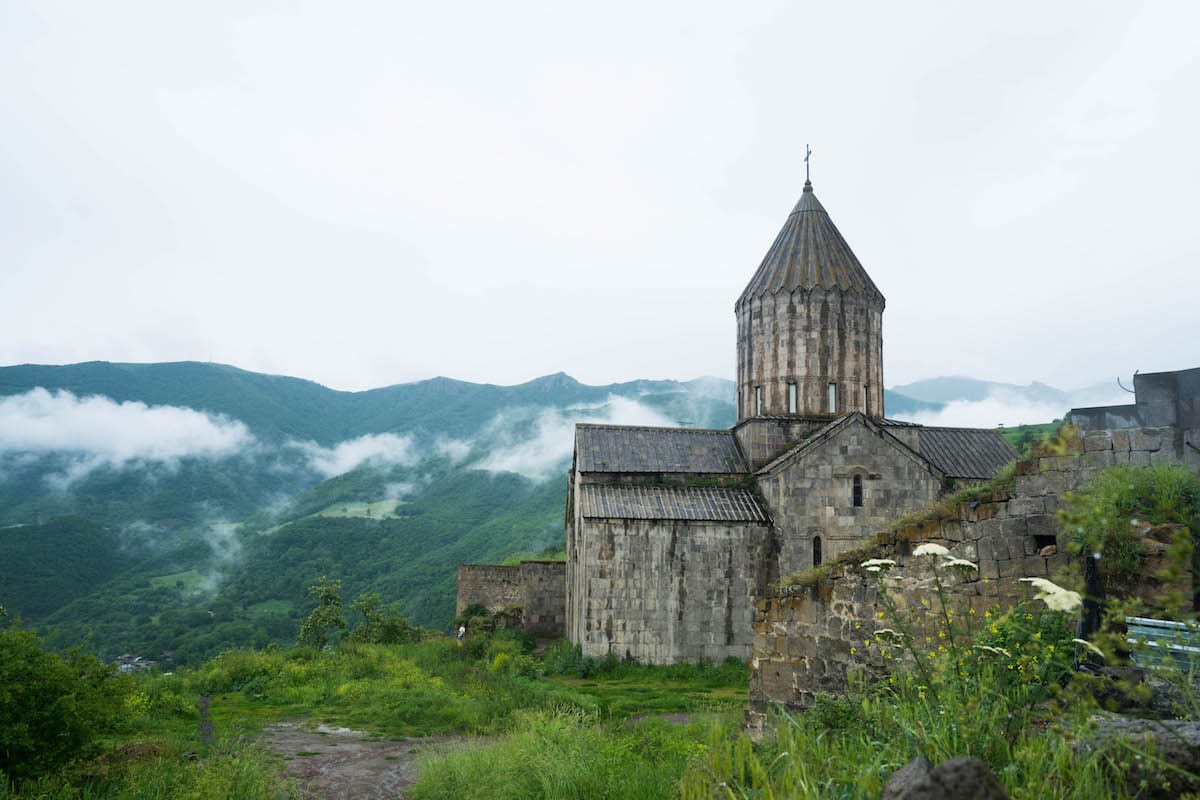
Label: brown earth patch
xmin=259 ymin=721 xmax=474 ymax=799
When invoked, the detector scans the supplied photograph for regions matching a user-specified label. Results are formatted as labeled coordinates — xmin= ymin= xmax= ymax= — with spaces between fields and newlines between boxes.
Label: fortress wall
xmin=456 ymin=564 xmax=522 ymax=617
xmin=456 ymin=561 xmax=567 ymax=638
xmin=750 ymin=425 xmax=1193 ymax=714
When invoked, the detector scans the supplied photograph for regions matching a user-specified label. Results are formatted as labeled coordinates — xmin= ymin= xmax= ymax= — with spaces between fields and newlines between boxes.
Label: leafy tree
xmin=297 ymin=576 xmax=346 ymax=649
xmin=346 ymin=593 xmax=418 ymax=644
xmin=0 ymin=618 xmax=128 ymax=780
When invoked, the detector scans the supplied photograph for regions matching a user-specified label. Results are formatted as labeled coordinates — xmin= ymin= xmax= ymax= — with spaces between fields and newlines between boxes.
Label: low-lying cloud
xmin=0 ymin=388 xmax=253 ymax=481
xmin=473 ymin=395 xmax=676 ymax=481
xmin=198 ymin=521 xmax=242 ymax=594
xmin=898 ymin=388 xmax=1131 ymax=429
xmin=296 ymin=432 xmax=419 ymax=478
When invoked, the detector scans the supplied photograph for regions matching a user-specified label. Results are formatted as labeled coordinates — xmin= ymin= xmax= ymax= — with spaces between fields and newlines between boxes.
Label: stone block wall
xmin=573 ymin=518 xmax=773 ymax=664
xmin=519 ymin=560 xmax=566 ymax=638
xmin=750 ymin=425 xmax=1193 ymax=713
xmin=759 ymin=415 xmax=943 ymax=575
xmin=736 ymin=288 xmax=884 ymax=422
xmin=456 ymin=561 xmax=567 ymax=638
xmin=456 ymin=564 xmax=522 ymax=617
xmin=733 ymin=417 xmax=826 ymax=471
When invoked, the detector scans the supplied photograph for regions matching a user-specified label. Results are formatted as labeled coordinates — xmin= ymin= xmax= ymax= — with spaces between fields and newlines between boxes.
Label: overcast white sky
xmin=2 ymin=2 xmax=1197 ymax=393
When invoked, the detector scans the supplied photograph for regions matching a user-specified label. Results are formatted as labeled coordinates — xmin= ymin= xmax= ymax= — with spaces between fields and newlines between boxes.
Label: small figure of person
xmin=456 ymin=624 xmax=466 ymax=646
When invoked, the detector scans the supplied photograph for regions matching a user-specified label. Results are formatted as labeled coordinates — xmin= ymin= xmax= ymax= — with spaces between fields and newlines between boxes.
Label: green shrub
xmin=1059 ymin=464 xmax=1200 ymax=595
xmin=0 ymin=619 xmax=129 ymax=779
xmin=346 ymin=593 xmax=419 ymax=645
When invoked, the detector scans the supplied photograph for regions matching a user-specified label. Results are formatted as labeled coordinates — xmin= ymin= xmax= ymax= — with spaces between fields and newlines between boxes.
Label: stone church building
xmin=564 ymin=177 xmax=1017 ymax=664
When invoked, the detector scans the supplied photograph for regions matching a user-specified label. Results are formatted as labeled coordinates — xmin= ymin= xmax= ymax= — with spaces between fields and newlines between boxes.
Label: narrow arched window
xmin=755 ymin=386 xmax=762 ymax=415
xmin=827 ymin=382 xmax=838 ymax=413
xmin=852 ymin=475 xmax=863 ymax=507
xmin=787 ymin=381 xmax=797 ymax=414
xmin=812 ymin=536 xmax=823 ymax=567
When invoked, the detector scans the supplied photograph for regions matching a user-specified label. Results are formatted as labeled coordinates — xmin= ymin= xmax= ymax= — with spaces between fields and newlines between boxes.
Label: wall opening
xmin=864 ymin=384 xmax=870 ymax=414
xmin=812 ymin=536 xmax=823 ymax=567
xmin=787 ymin=382 xmax=797 ymax=414
xmin=852 ymin=475 xmax=863 ymax=507
xmin=1033 ymin=534 xmax=1057 ymax=551
xmin=755 ymin=386 xmax=762 ymax=415
xmin=827 ymin=382 xmax=838 ymax=413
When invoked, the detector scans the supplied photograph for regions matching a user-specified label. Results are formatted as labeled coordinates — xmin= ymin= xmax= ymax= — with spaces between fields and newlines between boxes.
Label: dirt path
xmin=259 ymin=722 xmax=468 ymax=799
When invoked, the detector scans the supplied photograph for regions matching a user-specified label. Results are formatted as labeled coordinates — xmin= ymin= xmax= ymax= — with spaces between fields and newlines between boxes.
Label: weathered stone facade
xmin=569 ymin=517 xmax=773 ymax=663
xmin=749 ymin=419 xmax=1197 ymax=713
xmin=456 ymin=564 xmax=522 ymax=616
xmin=736 ymin=289 xmax=884 ymax=420
xmin=758 ymin=414 xmax=944 ymax=574
xmin=519 ymin=560 xmax=567 ymax=638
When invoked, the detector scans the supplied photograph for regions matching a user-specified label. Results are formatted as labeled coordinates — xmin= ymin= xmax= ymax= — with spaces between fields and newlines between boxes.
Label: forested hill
xmin=0 ymin=360 xmax=1026 ymax=664
xmin=0 ymin=362 xmax=736 ymax=443
xmin=0 ymin=362 xmax=739 ymax=663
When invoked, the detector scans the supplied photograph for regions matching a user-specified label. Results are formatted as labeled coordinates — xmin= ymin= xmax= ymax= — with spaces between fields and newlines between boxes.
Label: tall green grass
xmin=411 ymin=709 xmax=735 ymax=800
xmin=0 ymin=739 xmax=295 ymax=800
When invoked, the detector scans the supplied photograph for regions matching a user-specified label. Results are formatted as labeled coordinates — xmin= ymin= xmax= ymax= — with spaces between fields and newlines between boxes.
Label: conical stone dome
xmin=738 ymin=180 xmax=884 ymax=306
xmin=735 ymin=180 xmax=885 ymax=422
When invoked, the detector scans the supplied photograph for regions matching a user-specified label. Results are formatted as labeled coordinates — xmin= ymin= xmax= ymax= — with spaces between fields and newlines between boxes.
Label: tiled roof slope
xmin=580 ymin=484 xmax=768 ymax=523
xmin=916 ymin=427 xmax=1018 ymax=480
xmin=575 ymin=424 xmax=747 ymax=473
xmin=737 ymin=181 xmax=885 ymax=306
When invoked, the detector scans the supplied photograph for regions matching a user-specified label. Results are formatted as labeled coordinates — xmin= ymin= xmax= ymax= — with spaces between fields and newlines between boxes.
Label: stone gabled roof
xmin=580 ymin=484 xmax=768 ymax=523
xmin=574 ymin=424 xmax=747 ymax=474
xmin=757 ymin=413 xmax=1016 ymax=482
xmin=737 ymin=180 xmax=885 ymax=307
xmin=915 ymin=427 xmax=1018 ymax=480
xmin=756 ymin=412 xmax=938 ymax=477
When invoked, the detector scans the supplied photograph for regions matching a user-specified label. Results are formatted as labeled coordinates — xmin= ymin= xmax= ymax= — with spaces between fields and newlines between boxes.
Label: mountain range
xmin=0 ymin=361 xmax=1091 ymax=663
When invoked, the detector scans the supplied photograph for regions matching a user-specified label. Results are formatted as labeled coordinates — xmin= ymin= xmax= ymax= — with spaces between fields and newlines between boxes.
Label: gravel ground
xmin=259 ymin=721 xmax=471 ymax=800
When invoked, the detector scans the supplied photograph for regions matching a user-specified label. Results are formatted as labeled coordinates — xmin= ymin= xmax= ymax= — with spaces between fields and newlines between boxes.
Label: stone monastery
xmin=460 ymin=175 xmax=1018 ymax=663
xmin=564 ymin=176 xmax=1016 ymax=664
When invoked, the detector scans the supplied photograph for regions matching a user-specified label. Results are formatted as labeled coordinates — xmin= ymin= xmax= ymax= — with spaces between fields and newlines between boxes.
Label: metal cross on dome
xmin=805 ymin=144 xmax=812 ymax=182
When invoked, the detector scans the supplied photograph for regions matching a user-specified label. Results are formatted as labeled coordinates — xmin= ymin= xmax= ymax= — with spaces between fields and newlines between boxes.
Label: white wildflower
xmin=941 ymin=557 xmax=978 ymax=571
xmin=861 ymin=558 xmax=897 ymax=573
xmin=913 ymin=543 xmax=950 ymax=558
xmin=1072 ymin=638 xmax=1105 ymax=658
xmin=974 ymin=644 xmax=1012 ymax=658
xmin=1019 ymin=577 xmax=1082 ymax=613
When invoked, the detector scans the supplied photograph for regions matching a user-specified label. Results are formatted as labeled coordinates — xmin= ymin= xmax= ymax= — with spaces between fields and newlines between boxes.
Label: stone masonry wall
xmin=750 ymin=425 xmax=1193 ymax=713
xmin=519 ymin=560 xmax=566 ymax=638
xmin=733 ymin=417 xmax=826 ymax=472
xmin=456 ymin=561 xmax=566 ymax=638
xmin=456 ymin=564 xmax=522 ymax=617
xmin=574 ymin=518 xmax=773 ymax=664
xmin=736 ymin=288 xmax=884 ymax=422
xmin=759 ymin=415 xmax=944 ymax=576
